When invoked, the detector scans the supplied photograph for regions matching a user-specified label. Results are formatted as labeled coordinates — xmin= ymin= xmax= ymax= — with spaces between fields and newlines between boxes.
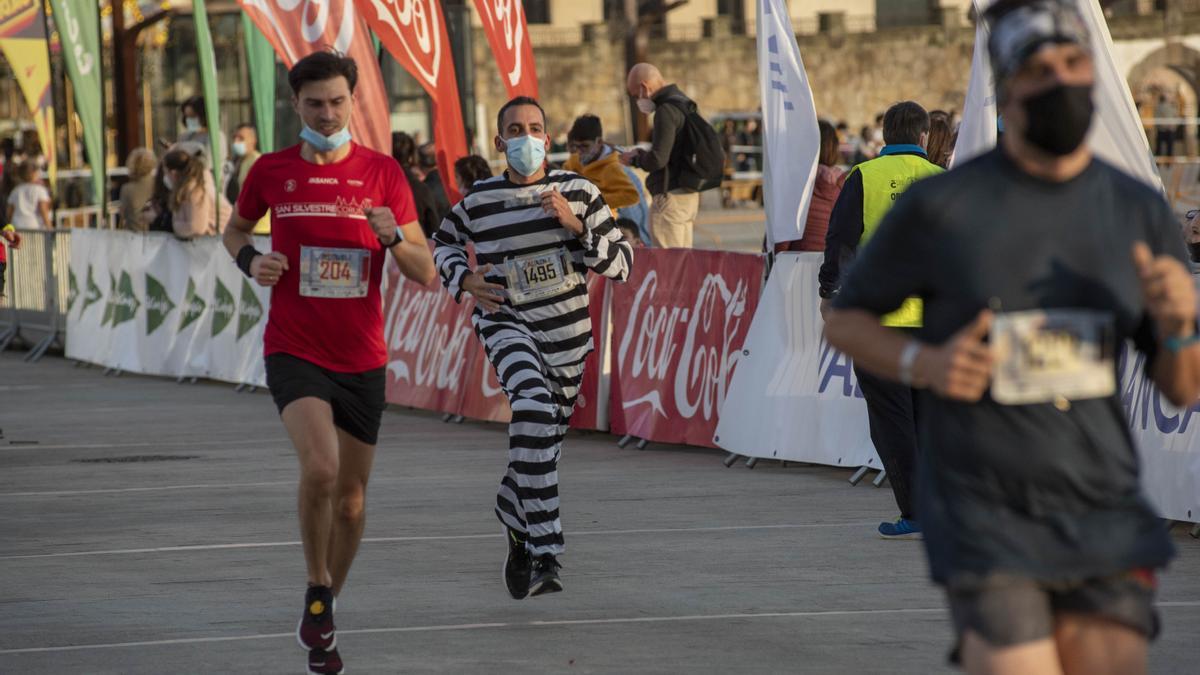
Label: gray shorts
xmin=945 ymin=569 xmax=1159 ymax=663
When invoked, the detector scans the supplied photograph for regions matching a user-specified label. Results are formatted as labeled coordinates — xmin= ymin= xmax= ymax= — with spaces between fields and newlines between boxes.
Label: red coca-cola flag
xmin=238 ymin=0 xmax=391 ymax=154
xmin=355 ymin=0 xmax=467 ymax=203
xmin=472 ymin=0 xmax=539 ymax=99
xmin=609 ymin=249 xmax=764 ymax=448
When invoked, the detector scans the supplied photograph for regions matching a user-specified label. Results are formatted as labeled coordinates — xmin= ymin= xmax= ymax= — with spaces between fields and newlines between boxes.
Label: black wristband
xmin=236 ymin=245 xmax=261 ymax=277
xmin=384 ymin=228 xmax=404 ymax=248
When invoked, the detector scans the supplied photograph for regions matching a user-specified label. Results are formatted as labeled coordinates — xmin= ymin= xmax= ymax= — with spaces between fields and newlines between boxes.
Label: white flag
xmin=954 ymin=0 xmax=1159 ymax=188
xmin=757 ymin=0 xmax=820 ymax=247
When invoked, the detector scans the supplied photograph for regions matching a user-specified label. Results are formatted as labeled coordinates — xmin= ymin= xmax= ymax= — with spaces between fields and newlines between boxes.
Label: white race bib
xmin=503 ymin=250 xmax=578 ymax=305
xmin=299 ymin=246 xmax=370 ymax=299
xmin=990 ymin=309 xmax=1116 ymax=405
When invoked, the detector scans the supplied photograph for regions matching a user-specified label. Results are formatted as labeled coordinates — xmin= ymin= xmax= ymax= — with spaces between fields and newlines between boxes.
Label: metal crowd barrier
xmin=0 ymin=228 xmax=71 ymax=360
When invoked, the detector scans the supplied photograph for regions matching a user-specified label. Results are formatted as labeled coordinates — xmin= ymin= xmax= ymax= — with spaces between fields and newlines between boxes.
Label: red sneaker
xmin=297 ymin=586 xmax=336 ymax=651
xmin=307 ymin=647 xmax=344 ymax=675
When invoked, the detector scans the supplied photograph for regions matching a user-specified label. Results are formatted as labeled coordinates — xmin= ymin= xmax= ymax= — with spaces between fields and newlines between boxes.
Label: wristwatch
xmin=385 ymin=227 xmax=404 ymax=248
xmin=1164 ymin=321 xmax=1200 ymax=353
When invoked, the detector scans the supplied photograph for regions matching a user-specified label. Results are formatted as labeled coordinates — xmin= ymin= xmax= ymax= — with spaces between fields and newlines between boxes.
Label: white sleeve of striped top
xmin=432 ymin=201 xmax=473 ymax=303
xmin=577 ymin=182 xmax=633 ymax=282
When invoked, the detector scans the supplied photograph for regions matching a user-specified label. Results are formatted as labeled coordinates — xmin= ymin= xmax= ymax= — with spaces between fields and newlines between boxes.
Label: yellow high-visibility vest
xmin=848 ymin=151 xmax=943 ymax=327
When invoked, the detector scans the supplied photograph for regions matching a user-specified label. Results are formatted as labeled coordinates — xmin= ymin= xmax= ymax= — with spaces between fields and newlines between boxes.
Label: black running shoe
xmin=529 ymin=554 xmax=563 ymax=597
xmin=503 ymin=527 xmax=532 ymax=600
xmin=297 ymin=585 xmax=336 ymax=651
xmin=307 ymin=647 xmax=344 ymax=675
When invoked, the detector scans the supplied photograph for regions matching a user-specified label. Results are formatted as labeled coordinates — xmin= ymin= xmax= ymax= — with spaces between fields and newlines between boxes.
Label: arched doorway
xmin=1128 ymin=45 xmax=1200 ymax=157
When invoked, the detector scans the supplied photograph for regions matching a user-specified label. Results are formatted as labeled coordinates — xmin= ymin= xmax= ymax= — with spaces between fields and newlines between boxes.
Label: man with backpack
xmin=621 ymin=63 xmax=724 ymax=248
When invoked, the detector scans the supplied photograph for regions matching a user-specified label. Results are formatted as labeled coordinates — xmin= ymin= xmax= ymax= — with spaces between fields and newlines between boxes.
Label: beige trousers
xmin=649 ymin=189 xmax=700 ymax=249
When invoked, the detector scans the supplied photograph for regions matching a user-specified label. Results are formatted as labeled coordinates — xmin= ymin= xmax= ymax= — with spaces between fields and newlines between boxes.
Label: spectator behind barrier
xmin=119 ymin=148 xmax=158 ymax=232
xmin=564 ymin=114 xmax=650 ymax=246
xmin=5 ymin=160 xmax=52 ymax=230
xmin=161 ymin=147 xmax=230 ymax=239
xmin=615 ymin=217 xmax=644 ymax=248
xmin=453 ymin=155 xmax=492 ymax=196
xmin=775 ymin=119 xmax=846 ymax=254
xmin=392 ymin=131 xmax=442 ymax=237
xmin=416 ymin=141 xmax=450 ymax=220
xmin=926 ymin=110 xmax=956 ymax=169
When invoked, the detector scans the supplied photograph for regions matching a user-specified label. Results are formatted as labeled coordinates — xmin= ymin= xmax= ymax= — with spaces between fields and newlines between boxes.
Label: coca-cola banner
xmin=609 ymin=249 xmax=764 ymax=448
xmin=239 ymin=0 xmax=392 ymax=154
xmin=472 ymin=0 xmax=539 ymax=99
xmin=356 ymin=0 xmax=468 ymax=203
xmin=383 ymin=257 xmax=608 ymax=429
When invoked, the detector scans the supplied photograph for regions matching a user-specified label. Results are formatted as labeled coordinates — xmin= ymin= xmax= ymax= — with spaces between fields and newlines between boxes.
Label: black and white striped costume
xmin=434 ymin=170 xmax=632 ymax=556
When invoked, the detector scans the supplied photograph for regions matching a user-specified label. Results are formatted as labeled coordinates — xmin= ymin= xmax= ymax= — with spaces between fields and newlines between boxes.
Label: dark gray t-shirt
xmin=834 ymin=148 xmax=1184 ymax=584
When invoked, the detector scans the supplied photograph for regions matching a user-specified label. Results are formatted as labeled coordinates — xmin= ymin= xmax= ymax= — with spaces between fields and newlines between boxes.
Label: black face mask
xmin=1188 ymin=242 xmax=1200 ymax=263
xmin=1021 ymin=84 xmax=1094 ymax=156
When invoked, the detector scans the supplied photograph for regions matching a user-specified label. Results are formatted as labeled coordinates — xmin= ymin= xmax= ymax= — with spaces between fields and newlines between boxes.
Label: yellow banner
xmin=0 ymin=6 xmax=58 ymax=188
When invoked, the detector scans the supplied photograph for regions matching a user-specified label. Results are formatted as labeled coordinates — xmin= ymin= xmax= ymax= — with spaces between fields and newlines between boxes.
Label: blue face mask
xmin=504 ymin=134 xmax=547 ymax=177
xmin=300 ymin=124 xmax=352 ymax=153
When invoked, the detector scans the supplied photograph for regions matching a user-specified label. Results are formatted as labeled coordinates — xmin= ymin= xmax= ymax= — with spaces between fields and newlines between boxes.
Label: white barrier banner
xmin=717 ymin=254 xmax=1200 ymax=522
xmin=67 ymin=231 xmax=269 ymax=386
xmin=715 ymin=253 xmax=878 ymax=468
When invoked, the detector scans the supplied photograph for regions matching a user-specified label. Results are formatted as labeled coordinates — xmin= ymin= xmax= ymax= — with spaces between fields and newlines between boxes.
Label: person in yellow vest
xmin=819 ymin=100 xmax=943 ymax=539
xmin=563 ymin=114 xmax=650 ymax=244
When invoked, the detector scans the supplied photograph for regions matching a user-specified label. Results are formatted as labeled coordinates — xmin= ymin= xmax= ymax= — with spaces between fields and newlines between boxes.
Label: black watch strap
xmin=385 ymin=228 xmax=404 ymax=248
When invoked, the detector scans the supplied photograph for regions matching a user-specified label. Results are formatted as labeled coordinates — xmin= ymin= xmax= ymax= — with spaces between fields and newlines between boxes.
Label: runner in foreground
xmin=824 ymin=2 xmax=1200 ymax=673
xmin=433 ymin=96 xmax=632 ymax=599
xmin=223 ymin=50 xmax=435 ymax=675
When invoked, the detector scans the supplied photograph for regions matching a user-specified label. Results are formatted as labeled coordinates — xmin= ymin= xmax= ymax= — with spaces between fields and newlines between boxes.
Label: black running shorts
xmin=946 ymin=569 xmax=1159 ymax=663
xmin=264 ymin=352 xmax=387 ymax=445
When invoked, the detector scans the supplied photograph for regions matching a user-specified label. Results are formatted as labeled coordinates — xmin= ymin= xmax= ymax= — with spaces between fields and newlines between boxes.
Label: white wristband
xmin=898 ymin=340 xmax=922 ymax=387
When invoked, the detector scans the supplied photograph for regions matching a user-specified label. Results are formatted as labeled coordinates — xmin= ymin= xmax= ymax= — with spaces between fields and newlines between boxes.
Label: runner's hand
xmin=915 ymin=310 xmax=994 ymax=401
xmin=462 ymin=263 xmax=506 ymax=312
xmin=250 ymin=251 xmax=289 ymax=288
xmin=365 ymin=207 xmax=399 ymax=245
xmin=541 ymin=187 xmax=584 ymax=236
xmin=1133 ymin=241 xmax=1197 ymax=339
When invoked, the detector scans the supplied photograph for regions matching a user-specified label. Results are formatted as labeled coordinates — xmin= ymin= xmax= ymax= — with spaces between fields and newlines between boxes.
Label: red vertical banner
xmin=238 ymin=0 xmax=391 ymax=154
xmin=355 ymin=0 xmax=467 ymax=203
xmin=472 ymin=0 xmax=539 ymax=99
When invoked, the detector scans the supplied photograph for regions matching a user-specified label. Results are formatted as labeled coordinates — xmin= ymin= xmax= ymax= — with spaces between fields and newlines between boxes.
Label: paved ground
xmin=0 ymin=352 xmax=1197 ymax=674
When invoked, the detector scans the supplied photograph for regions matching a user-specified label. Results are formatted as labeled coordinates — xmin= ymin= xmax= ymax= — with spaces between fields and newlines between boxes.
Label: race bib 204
xmin=299 ymin=246 xmax=370 ymax=299
xmin=990 ymin=309 xmax=1117 ymax=405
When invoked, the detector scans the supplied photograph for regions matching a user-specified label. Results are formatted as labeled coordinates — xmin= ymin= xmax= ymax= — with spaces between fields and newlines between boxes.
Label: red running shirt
xmin=237 ymin=143 xmax=416 ymax=373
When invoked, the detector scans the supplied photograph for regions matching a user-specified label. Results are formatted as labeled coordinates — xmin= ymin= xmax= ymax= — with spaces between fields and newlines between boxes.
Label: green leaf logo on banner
xmin=101 ymin=272 xmax=116 ymax=326
xmin=112 ymin=271 xmax=140 ymax=326
xmin=82 ymin=265 xmax=102 ymax=313
xmin=68 ymin=268 xmax=79 ymax=312
xmin=237 ymin=278 xmax=264 ymax=340
xmin=179 ymin=278 xmax=207 ymax=331
xmin=212 ymin=278 xmax=235 ymax=336
xmin=144 ymin=274 xmax=176 ymax=335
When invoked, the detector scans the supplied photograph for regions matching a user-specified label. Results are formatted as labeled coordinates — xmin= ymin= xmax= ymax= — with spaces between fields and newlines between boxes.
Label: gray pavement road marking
xmin=0 ymin=523 xmax=876 ymax=560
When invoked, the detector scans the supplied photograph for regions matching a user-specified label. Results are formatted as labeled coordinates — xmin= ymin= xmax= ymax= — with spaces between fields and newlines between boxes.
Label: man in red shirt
xmin=223 ymin=51 xmax=435 ymax=675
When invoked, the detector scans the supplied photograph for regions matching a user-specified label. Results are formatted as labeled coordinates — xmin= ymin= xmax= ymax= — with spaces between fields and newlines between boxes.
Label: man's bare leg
xmin=281 ymin=397 xmax=340 ymax=588
xmin=327 ymin=427 xmax=376 ymax=596
xmin=961 ymin=631 xmax=1064 ymax=675
xmin=1054 ymin=613 xmax=1147 ymax=675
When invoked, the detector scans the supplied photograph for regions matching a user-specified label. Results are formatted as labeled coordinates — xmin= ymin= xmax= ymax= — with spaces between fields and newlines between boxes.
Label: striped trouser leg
xmin=485 ymin=330 xmax=567 ymax=556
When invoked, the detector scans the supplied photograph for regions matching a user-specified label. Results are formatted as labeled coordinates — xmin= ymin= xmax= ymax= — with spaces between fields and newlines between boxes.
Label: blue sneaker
xmin=878 ymin=517 xmax=922 ymax=540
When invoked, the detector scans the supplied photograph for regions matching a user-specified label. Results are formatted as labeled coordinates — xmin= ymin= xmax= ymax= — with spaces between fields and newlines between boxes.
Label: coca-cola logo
xmin=476 ymin=0 xmax=527 ymax=88
xmin=617 ymin=270 xmax=750 ymax=423
xmin=360 ymin=0 xmax=442 ymax=89
xmin=384 ymin=274 xmax=473 ymax=391
xmin=242 ymin=0 xmax=358 ymax=58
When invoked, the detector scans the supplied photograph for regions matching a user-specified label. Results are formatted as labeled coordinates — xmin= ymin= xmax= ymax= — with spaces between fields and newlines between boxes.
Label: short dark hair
xmin=454 ymin=155 xmax=493 ymax=189
xmin=181 ymin=96 xmax=206 ymax=125
xmin=392 ymin=132 xmax=416 ymax=168
xmin=615 ymin=217 xmax=642 ymax=242
xmin=882 ymin=101 xmax=930 ymax=146
xmin=818 ymin=120 xmax=839 ymax=167
xmin=417 ymin=142 xmax=438 ymax=170
xmin=235 ymin=123 xmax=256 ymax=133
xmin=496 ymin=96 xmax=546 ymax=132
xmin=288 ymin=51 xmax=358 ymax=95
xmin=568 ymin=114 xmax=603 ymax=142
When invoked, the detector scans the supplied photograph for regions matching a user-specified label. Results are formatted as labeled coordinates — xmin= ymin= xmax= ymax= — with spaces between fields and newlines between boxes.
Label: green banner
xmin=47 ymin=0 xmax=103 ymax=206
xmin=241 ymin=13 xmax=275 ymax=153
xmin=192 ymin=0 xmax=223 ymax=221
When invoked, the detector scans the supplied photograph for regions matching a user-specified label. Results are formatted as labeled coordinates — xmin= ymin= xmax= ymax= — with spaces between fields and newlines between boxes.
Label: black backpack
xmin=662 ymin=99 xmax=726 ymax=192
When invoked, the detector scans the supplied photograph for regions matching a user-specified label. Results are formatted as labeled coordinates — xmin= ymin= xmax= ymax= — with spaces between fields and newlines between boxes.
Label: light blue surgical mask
xmin=184 ymin=117 xmax=202 ymax=132
xmin=231 ymin=141 xmax=246 ymax=158
xmin=503 ymin=134 xmax=547 ymax=177
xmin=300 ymin=124 xmax=352 ymax=153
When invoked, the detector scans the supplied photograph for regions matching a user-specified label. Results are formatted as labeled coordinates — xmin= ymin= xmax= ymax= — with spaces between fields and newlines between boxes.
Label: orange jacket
xmin=563 ymin=149 xmax=641 ymax=211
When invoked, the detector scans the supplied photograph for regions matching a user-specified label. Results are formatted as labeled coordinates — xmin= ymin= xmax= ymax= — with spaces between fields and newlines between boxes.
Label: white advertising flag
xmin=954 ymin=0 xmax=1159 ymax=187
xmin=756 ymin=0 xmax=821 ymax=247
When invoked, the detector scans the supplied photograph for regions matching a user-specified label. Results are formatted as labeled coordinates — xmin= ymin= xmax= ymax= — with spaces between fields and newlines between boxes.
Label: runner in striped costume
xmin=434 ymin=97 xmax=632 ymax=599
